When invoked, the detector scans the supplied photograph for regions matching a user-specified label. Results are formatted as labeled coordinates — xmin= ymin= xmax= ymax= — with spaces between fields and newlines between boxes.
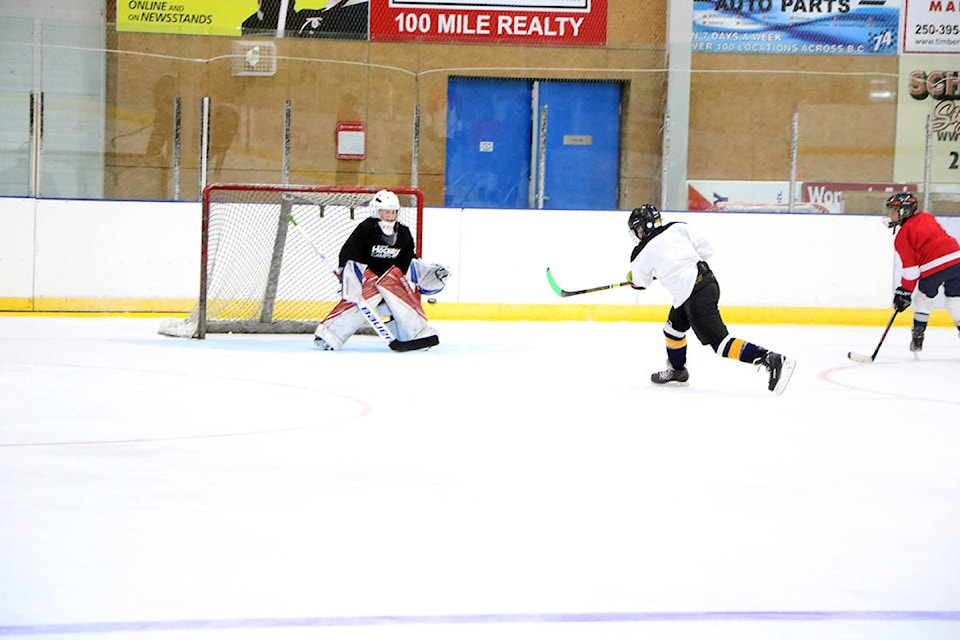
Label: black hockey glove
xmin=893 ymin=286 xmax=912 ymax=312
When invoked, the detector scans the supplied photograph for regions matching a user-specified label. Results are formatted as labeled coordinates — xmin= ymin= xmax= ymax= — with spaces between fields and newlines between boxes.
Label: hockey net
xmin=160 ymin=184 xmax=423 ymax=338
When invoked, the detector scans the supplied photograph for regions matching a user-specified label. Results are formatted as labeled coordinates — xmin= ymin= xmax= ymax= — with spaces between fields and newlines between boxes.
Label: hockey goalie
xmin=313 ymin=189 xmax=449 ymax=351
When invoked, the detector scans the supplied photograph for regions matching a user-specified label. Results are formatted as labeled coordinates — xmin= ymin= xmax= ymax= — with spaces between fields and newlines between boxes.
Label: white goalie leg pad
xmin=407 ymin=258 xmax=450 ymax=296
xmin=376 ymin=266 xmax=438 ymax=342
xmin=314 ymin=268 xmax=383 ymax=349
xmin=341 ymin=260 xmax=369 ymax=304
xmin=314 ymin=300 xmax=361 ymax=350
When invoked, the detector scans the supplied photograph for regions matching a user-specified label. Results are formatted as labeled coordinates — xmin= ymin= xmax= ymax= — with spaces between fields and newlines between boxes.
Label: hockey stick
xmin=847 ymin=309 xmax=899 ymax=363
xmin=286 ymin=212 xmax=437 ymax=352
xmin=546 ymin=267 xmax=631 ymax=298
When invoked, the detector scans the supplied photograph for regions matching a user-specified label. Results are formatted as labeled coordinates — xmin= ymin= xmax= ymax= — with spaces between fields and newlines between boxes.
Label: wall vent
xmin=231 ymin=41 xmax=277 ymax=77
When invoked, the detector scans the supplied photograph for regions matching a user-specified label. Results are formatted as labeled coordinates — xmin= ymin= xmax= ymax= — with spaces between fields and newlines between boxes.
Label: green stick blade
xmin=545 ymin=268 xmax=563 ymax=297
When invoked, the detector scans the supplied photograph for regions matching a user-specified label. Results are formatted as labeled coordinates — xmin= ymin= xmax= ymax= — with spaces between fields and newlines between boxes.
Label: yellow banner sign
xmin=118 ymin=0 xmax=335 ymax=37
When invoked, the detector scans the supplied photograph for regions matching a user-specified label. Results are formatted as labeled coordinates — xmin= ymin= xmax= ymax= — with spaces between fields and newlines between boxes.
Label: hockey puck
xmin=427 ymin=297 xmax=437 ymax=304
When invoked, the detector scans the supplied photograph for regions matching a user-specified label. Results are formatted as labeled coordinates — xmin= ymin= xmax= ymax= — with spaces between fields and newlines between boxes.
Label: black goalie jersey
xmin=338 ymin=217 xmax=417 ymax=276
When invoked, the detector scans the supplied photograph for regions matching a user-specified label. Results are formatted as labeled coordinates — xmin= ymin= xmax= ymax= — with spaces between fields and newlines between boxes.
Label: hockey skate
xmin=759 ymin=351 xmax=795 ymax=395
xmin=651 ymin=362 xmax=689 ymax=385
xmin=910 ymin=326 xmax=924 ymax=354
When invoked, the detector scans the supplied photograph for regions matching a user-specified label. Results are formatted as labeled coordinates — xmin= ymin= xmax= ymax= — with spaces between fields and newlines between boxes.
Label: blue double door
xmin=445 ymin=78 xmax=622 ymax=210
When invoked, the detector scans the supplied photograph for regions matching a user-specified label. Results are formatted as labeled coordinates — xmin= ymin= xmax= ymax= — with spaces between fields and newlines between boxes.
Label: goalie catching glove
xmin=408 ymin=259 xmax=450 ymax=296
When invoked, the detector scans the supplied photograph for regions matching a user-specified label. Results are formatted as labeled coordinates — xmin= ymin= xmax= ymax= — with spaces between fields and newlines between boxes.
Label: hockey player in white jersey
xmin=626 ymin=204 xmax=795 ymax=394
xmin=314 ymin=189 xmax=448 ymax=351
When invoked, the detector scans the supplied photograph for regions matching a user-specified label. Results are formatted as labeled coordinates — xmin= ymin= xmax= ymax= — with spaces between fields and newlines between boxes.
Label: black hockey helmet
xmin=885 ymin=192 xmax=918 ymax=229
xmin=628 ymin=204 xmax=662 ymax=239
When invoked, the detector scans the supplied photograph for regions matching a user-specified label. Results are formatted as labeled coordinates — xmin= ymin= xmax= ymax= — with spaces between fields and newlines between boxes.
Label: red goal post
xmin=160 ymin=183 xmax=424 ymax=338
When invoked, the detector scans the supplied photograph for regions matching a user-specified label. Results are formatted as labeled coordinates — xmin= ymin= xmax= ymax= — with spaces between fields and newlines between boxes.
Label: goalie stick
xmin=847 ymin=309 xmax=899 ymax=363
xmin=285 ymin=210 xmax=437 ymax=352
xmin=545 ymin=267 xmax=631 ymax=298
xmin=352 ymin=293 xmax=438 ymax=352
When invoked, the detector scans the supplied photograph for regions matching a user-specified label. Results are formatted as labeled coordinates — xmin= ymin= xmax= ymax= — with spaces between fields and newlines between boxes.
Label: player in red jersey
xmin=886 ymin=192 xmax=960 ymax=353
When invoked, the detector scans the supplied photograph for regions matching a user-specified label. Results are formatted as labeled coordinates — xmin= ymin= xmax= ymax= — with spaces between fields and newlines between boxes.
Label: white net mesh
xmin=160 ymin=184 xmax=422 ymax=338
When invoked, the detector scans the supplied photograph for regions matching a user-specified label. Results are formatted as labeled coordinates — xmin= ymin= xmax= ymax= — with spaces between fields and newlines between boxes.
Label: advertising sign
xmin=369 ymin=0 xmax=607 ymax=46
xmin=689 ymin=180 xmax=920 ymax=213
xmin=118 ymin=0 xmax=368 ymax=39
xmin=692 ymin=0 xmax=901 ymax=56
xmin=894 ymin=54 xmax=960 ymax=185
xmin=801 ymin=182 xmax=917 ymax=212
xmin=118 ymin=0 xmax=233 ymax=35
xmin=688 ymin=181 xmax=829 ymax=213
xmin=902 ymin=0 xmax=960 ymax=54
xmin=119 ymin=0 xmax=604 ymax=44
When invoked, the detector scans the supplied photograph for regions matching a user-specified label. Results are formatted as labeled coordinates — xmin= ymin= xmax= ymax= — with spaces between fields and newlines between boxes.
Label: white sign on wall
xmin=893 ymin=54 xmax=960 ymax=184
xmin=687 ymin=180 xmax=828 ymax=213
xmin=902 ymin=0 xmax=960 ymax=54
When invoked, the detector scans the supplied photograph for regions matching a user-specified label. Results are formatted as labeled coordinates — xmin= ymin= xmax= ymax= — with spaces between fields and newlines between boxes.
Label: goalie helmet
xmin=628 ymin=204 xmax=662 ymax=239
xmin=371 ymin=189 xmax=401 ymax=234
xmin=372 ymin=189 xmax=400 ymax=213
xmin=885 ymin=192 xmax=918 ymax=229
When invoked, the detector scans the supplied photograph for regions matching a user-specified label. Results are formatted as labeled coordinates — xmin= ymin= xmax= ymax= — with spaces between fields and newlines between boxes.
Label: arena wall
xmin=5 ymin=196 xmax=956 ymax=328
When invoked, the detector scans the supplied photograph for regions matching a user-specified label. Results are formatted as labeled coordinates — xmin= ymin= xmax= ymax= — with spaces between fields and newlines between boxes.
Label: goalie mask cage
xmin=160 ymin=184 xmax=424 ymax=339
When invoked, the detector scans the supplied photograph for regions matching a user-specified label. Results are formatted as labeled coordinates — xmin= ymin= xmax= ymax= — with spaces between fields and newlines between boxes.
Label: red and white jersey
xmin=629 ymin=222 xmax=714 ymax=307
xmin=894 ymin=212 xmax=960 ymax=291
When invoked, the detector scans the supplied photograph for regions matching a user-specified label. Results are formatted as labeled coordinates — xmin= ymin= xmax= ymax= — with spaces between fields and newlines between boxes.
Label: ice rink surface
xmin=1 ymin=315 xmax=958 ymax=640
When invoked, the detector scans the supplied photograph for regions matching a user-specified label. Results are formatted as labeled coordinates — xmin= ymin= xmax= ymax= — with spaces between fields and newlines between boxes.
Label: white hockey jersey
xmin=629 ymin=222 xmax=714 ymax=307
